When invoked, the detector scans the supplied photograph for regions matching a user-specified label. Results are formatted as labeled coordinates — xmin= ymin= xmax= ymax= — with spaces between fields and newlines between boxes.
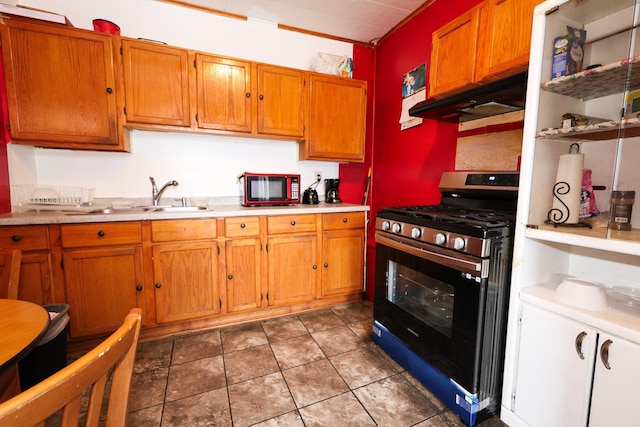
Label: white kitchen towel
xmin=550 ymin=149 xmax=584 ymax=224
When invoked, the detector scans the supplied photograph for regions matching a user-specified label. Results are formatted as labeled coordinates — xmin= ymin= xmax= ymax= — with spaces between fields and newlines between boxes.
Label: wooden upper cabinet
xmin=121 ymin=38 xmax=191 ymax=126
xmin=476 ymin=0 xmax=542 ymax=81
xmin=303 ymin=74 xmax=367 ymax=163
xmin=256 ymin=64 xmax=305 ymax=138
xmin=196 ymin=54 xmax=252 ymax=133
xmin=0 ymin=20 xmax=123 ymax=151
xmin=429 ymin=5 xmax=483 ymax=98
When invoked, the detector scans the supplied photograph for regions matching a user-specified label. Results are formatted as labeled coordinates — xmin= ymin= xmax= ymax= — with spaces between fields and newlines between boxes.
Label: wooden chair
xmin=0 ymin=308 xmax=142 ymax=427
xmin=0 ymin=249 xmax=22 ymax=300
xmin=0 ymin=250 xmax=23 ymax=403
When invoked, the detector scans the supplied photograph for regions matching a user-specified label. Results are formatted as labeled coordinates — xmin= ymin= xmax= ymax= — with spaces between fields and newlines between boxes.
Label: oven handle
xmin=375 ymin=232 xmax=487 ymax=278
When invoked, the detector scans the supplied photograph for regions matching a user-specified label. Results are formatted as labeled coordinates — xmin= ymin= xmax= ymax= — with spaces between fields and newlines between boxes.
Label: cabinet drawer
xmin=323 ymin=212 xmax=365 ymax=231
xmin=0 ymin=226 xmax=49 ymax=251
xmin=61 ymin=223 xmax=142 ymax=248
xmin=225 ymin=216 xmax=260 ymax=237
xmin=151 ymin=219 xmax=217 ymax=242
xmin=267 ymin=214 xmax=316 ymax=234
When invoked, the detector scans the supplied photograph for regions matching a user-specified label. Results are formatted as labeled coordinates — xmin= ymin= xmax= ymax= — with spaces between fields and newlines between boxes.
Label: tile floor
xmin=120 ymin=300 xmax=507 ymax=426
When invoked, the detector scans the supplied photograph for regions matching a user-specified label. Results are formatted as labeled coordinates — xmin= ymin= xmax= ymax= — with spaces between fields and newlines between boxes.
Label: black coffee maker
xmin=324 ymin=179 xmax=342 ymax=204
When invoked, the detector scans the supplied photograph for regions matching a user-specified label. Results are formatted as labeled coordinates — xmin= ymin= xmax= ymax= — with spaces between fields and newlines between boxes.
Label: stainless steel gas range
xmin=372 ymin=171 xmax=518 ymax=426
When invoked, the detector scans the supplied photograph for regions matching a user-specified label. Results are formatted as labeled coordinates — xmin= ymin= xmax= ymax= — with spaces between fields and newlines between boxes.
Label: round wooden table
xmin=0 ymin=299 xmax=50 ymax=374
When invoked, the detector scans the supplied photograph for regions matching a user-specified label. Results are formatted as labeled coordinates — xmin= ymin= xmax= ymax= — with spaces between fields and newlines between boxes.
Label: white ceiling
xmin=170 ymin=0 xmax=430 ymax=44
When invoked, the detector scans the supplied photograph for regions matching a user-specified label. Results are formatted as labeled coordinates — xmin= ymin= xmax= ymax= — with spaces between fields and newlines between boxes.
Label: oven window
xmin=387 ymin=260 xmax=455 ymax=338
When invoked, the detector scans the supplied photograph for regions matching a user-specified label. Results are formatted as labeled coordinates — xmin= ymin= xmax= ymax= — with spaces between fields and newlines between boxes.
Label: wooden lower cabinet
xmin=225 ymin=238 xmax=263 ymax=312
xmin=62 ymin=246 xmax=145 ymax=338
xmin=267 ymin=233 xmax=317 ymax=306
xmin=0 ymin=225 xmax=53 ymax=305
xmin=321 ymin=212 xmax=365 ymax=297
xmin=152 ymin=241 xmax=220 ymax=323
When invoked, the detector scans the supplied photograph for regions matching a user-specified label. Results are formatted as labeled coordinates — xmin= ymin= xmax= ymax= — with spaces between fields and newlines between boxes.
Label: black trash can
xmin=19 ymin=303 xmax=70 ymax=390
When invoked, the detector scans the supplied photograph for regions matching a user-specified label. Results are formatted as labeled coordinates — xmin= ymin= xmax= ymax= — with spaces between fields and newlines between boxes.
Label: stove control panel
xmin=376 ymin=218 xmax=489 ymax=257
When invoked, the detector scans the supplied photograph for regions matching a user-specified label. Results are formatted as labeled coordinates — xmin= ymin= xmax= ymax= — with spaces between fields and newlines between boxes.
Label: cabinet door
xmin=0 ymin=21 xmax=121 ymax=150
xmin=256 ymin=64 xmax=305 ymax=138
xmin=305 ymin=75 xmax=366 ymax=162
xmin=513 ymin=304 xmax=595 ymax=427
xmin=267 ymin=234 xmax=317 ymax=306
xmin=225 ymin=238 xmax=262 ymax=312
xmin=428 ymin=5 xmax=482 ymax=98
xmin=121 ymin=39 xmax=191 ymax=126
xmin=589 ymin=333 xmax=640 ymax=427
xmin=476 ymin=0 xmax=541 ymax=81
xmin=152 ymin=241 xmax=219 ymax=323
xmin=321 ymin=229 xmax=364 ymax=297
xmin=196 ymin=54 xmax=252 ymax=132
xmin=63 ymin=246 xmax=145 ymax=338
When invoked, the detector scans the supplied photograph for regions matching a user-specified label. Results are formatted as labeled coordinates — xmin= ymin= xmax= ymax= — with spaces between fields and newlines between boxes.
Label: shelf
xmin=541 ymin=55 xmax=640 ymax=101
xmin=536 ymin=116 xmax=640 ymax=140
xmin=525 ymin=224 xmax=640 ymax=256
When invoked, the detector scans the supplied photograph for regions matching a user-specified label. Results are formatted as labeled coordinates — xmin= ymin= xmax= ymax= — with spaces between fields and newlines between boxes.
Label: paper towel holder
xmin=546 ymin=143 xmax=592 ymax=228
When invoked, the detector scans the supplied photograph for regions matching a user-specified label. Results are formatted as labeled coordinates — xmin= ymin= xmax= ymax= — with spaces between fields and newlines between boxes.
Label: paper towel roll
xmin=549 ymin=151 xmax=584 ymax=224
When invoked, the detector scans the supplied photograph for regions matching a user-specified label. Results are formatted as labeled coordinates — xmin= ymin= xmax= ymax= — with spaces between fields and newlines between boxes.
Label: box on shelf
xmin=625 ymin=89 xmax=640 ymax=119
xmin=552 ymin=26 xmax=586 ymax=79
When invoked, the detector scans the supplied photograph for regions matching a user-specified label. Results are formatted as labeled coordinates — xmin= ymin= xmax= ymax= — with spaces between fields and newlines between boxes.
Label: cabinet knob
xmin=228 ymin=274 xmax=233 ymax=280
xmin=155 ymin=283 xmax=161 ymax=289
xmin=313 ymin=264 xmax=317 ymax=269
xmin=343 ymin=217 xmax=348 ymax=223
xmin=245 ymin=92 xmax=251 ymax=98
xmin=600 ymin=339 xmax=613 ymax=370
xmin=259 ymin=94 xmax=264 ymax=100
xmin=136 ymin=285 xmax=143 ymax=291
xmin=240 ymin=223 xmax=246 ymax=229
xmin=106 ymin=87 xmax=113 ymax=94
xmin=97 ymin=230 xmax=105 ymax=237
xmin=575 ymin=331 xmax=588 ymax=360
xmin=11 ymin=235 xmax=21 ymax=242
xmin=291 ymin=220 xmax=296 ymax=226
xmin=324 ymin=263 xmax=328 ymax=268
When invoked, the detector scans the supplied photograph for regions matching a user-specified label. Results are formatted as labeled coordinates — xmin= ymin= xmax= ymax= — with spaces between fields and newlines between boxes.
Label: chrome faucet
xmin=149 ymin=177 xmax=179 ymax=206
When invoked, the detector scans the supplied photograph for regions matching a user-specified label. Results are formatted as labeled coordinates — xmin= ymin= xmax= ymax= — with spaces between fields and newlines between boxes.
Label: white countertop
xmin=521 ymin=283 xmax=640 ymax=344
xmin=0 ymin=203 xmax=370 ymax=226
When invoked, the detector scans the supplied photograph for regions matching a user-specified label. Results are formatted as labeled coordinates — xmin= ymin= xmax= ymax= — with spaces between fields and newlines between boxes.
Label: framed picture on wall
xmin=400 ymin=63 xmax=426 ymax=130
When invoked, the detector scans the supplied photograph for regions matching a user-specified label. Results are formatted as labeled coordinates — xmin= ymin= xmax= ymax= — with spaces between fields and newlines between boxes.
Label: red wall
xmin=342 ymin=0 xmax=483 ymax=300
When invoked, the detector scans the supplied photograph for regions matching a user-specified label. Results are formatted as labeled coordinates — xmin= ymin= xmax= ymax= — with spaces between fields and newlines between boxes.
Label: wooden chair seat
xmin=0 ymin=308 xmax=142 ymax=427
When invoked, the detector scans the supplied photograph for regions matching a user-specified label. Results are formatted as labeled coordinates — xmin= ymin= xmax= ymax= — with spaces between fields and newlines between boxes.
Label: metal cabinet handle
xmin=155 ymin=283 xmax=161 ymax=289
xmin=11 ymin=235 xmax=21 ymax=242
xmin=575 ymin=331 xmax=587 ymax=359
xmin=106 ymin=87 xmax=113 ymax=94
xmin=291 ymin=220 xmax=296 ymax=226
xmin=600 ymin=339 xmax=613 ymax=370
xmin=324 ymin=263 xmax=328 ymax=268
xmin=240 ymin=223 xmax=246 ymax=229
xmin=312 ymin=265 xmax=317 ymax=269
xmin=246 ymin=92 xmax=251 ymax=98
xmin=136 ymin=285 xmax=143 ymax=291
xmin=259 ymin=94 xmax=264 ymax=100
xmin=97 ymin=230 xmax=105 ymax=237
xmin=228 ymin=274 xmax=233 ymax=280
xmin=343 ymin=217 xmax=348 ymax=223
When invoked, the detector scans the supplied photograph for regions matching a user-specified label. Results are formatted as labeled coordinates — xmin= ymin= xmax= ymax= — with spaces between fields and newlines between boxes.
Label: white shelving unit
xmin=500 ymin=0 xmax=640 ymax=426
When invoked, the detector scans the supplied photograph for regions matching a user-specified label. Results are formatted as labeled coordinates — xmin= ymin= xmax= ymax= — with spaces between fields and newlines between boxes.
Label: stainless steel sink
xmin=84 ymin=206 xmax=207 ymax=214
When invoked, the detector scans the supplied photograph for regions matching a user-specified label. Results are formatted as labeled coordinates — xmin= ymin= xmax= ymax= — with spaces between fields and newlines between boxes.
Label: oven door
xmin=374 ymin=232 xmax=490 ymax=394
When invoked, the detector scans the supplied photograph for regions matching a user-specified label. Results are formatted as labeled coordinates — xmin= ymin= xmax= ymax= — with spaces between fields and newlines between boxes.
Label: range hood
xmin=409 ymin=72 xmax=528 ymax=122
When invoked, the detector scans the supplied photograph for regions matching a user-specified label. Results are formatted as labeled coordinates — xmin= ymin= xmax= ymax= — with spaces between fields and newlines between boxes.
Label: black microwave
xmin=241 ymin=173 xmax=300 ymax=206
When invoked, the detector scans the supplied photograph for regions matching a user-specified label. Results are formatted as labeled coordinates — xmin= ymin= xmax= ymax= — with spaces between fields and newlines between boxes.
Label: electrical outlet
xmin=315 ymin=172 xmax=322 ymax=182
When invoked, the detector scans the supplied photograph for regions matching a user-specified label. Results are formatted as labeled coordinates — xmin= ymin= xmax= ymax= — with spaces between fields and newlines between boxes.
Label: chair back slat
xmin=0 ymin=308 xmax=142 ymax=427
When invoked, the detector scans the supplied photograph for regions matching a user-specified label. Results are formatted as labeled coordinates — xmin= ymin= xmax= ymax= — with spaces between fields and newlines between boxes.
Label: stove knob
xmin=381 ymin=221 xmax=390 ymax=231
xmin=434 ymin=233 xmax=446 ymax=245
xmin=411 ymin=227 xmax=421 ymax=239
xmin=453 ymin=236 xmax=466 ymax=250
xmin=391 ymin=223 xmax=401 ymax=234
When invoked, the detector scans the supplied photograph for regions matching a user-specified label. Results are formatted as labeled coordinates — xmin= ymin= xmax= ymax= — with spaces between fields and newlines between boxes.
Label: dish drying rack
xmin=13 ymin=185 xmax=94 ymax=207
